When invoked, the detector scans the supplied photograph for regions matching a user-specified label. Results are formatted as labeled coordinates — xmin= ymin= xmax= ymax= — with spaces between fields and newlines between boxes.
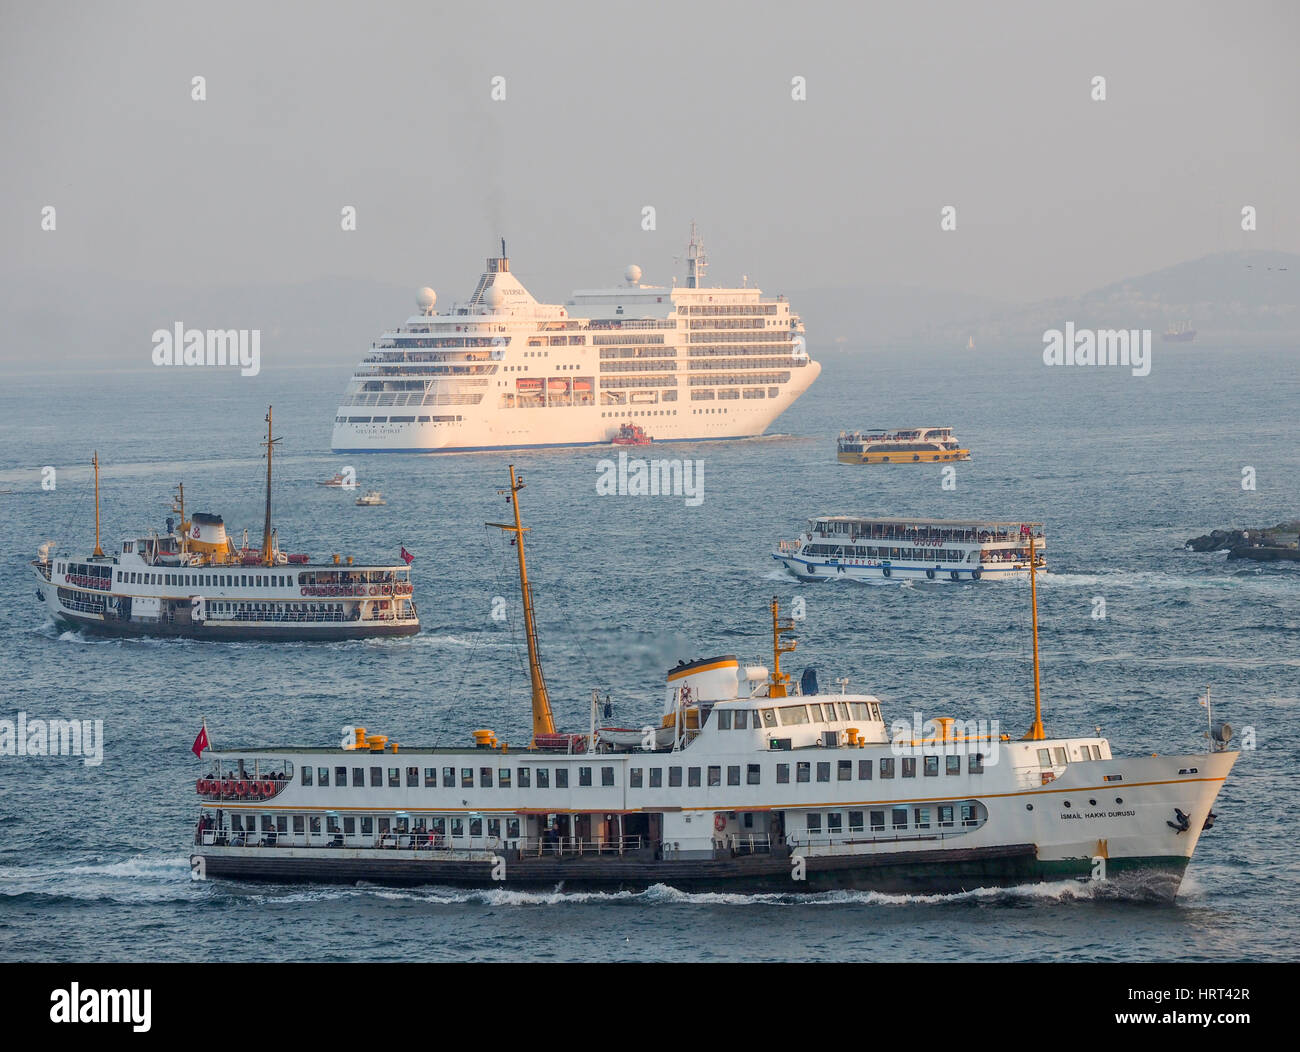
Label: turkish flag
xmin=1020 ymin=525 xmax=1032 ymax=536
xmin=400 ymin=546 xmax=414 ymax=565
xmin=191 ymin=724 xmax=209 ymax=757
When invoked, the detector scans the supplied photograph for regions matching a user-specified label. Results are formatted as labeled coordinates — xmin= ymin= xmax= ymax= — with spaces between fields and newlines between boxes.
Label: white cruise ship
xmin=330 ymin=227 xmax=821 ymax=452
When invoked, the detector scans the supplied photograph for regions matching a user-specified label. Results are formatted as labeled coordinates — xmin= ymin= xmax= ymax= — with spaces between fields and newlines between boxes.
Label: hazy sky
xmin=3 ymin=0 xmax=1297 ymax=306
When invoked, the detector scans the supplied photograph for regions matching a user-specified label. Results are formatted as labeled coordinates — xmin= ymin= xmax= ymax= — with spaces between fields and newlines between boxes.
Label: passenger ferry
xmin=330 ymin=225 xmax=820 ymax=452
xmin=775 ymin=518 xmax=1046 ymax=582
xmin=32 ymin=409 xmax=420 ymax=642
xmin=837 ymin=427 xmax=971 ymax=464
xmin=190 ymin=470 xmax=1233 ymax=897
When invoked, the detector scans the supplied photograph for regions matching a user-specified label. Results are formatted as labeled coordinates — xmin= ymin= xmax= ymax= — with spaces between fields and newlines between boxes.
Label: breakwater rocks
xmin=1186 ymin=522 xmax=1300 ymax=562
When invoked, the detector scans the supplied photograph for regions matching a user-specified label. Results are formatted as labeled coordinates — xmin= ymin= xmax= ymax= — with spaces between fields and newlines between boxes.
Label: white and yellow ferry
xmin=189 ymin=469 xmax=1233 ymax=897
xmin=32 ymin=409 xmax=419 ymax=642
xmin=775 ymin=517 xmax=1046 ymax=582
xmin=837 ymin=427 xmax=971 ymax=464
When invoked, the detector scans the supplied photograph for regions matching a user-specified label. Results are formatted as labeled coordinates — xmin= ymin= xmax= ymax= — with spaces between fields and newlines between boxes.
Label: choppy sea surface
xmin=0 ymin=343 xmax=1295 ymax=962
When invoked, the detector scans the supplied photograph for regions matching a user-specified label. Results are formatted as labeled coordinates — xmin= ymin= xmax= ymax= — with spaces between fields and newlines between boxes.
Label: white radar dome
xmin=417 ymin=287 xmax=437 ymax=312
xmin=625 ymin=264 xmax=642 ymax=285
xmin=484 ymin=285 xmax=505 ymax=309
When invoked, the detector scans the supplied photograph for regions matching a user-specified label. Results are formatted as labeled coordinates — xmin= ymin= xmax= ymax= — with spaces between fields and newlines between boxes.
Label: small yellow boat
xmin=837 ymin=427 xmax=971 ymax=464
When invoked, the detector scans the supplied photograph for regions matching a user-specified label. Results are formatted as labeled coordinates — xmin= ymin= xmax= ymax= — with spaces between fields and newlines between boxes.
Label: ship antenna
xmin=261 ymin=406 xmax=282 ymax=565
xmin=91 ymin=451 xmax=104 ymax=558
xmin=768 ymin=596 xmax=797 ymax=698
xmin=174 ymin=482 xmax=187 ymax=556
xmin=1022 ymin=526 xmax=1046 ymax=740
xmin=488 ymin=466 xmax=556 ymax=745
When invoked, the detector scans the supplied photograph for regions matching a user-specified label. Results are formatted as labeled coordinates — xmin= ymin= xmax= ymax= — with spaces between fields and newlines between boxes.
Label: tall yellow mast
xmin=91 ymin=452 xmax=104 ymax=558
xmin=768 ymin=596 xmax=797 ymax=698
xmin=488 ymin=466 xmax=555 ymax=744
xmin=260 ymin=406 xmax=281 ymax=566
xmin=1022 ymin=527 xmax=1046 ymax=741
xmin=172 ymin=482 xmax=187 ymax=555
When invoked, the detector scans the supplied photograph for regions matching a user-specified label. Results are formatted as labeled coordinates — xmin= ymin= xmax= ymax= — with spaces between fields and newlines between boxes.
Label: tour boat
xmin=355 ymin=490 xmax=385 ymax=507
xmin=189 ymin=469 xmax=1233 ymax=897
xmin=837 ymin=427 xmax=971 ymax=464
xmin=32 ymin=409 xmax=420 ymax=642
xmin=775 ymin=517 xmax=1046 ymax=582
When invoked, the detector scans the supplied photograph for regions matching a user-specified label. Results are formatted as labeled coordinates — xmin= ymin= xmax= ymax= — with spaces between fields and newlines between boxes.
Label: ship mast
xmin=1022 ymin=527 xmax=1046 ymax=740
xmin=91 ymin=451 xmax=103 ymax=558
xmin=173 ymin=482 xmax=187 ymax=555
xmin=768 ymin=596 xmax=797 ymax=698
xmin=260 ymin=406 xmax=281 ymax=565
xmin=488 ymin=466 xmax=555 ymax=744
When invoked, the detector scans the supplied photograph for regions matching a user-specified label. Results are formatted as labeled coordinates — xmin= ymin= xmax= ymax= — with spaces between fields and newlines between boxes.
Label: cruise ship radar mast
xmin=685 ymin=221 xmax=708 ymax=288
xmin=768 ymin=596 xmax=797 ymax=698
xmin=91 ymin=452 xmax=104 ymax=558
xmin=488 ymin=466 xmax=555 ymax=743
xmin=1022 ymin=527 xmax=1046 ymax=740
xmin=260 ymin=406 xmax=281 ymax=565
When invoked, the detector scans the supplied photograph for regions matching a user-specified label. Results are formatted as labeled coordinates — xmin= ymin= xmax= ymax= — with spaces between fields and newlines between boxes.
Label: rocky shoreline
xmin=1186 ymin=521 xmax=1300 ymax=562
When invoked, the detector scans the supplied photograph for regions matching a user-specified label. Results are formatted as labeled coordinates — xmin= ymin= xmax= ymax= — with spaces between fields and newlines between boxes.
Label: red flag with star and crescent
xmin=191 ymin=722 xmax=210 ymax=757
xmin=400 ymin=546 xmax=414 ymax=565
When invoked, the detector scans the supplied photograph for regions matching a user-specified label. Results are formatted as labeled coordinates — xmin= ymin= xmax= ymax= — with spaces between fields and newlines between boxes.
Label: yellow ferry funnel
xmin=346 ymin=556 xmax=354 ymax=565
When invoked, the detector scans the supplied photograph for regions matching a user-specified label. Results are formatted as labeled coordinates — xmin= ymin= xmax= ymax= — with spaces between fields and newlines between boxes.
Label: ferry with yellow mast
xmin=189 ymin=470 xmax=1234 ymax=896
xmin=32 ymin=408 xmax=419 ymax=642
xmin=837 ymin=427 xmax=971 ymax=464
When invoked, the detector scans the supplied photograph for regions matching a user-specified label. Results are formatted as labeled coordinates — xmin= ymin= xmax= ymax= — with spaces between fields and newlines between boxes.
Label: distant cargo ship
xmin=1162 ymin=321 xmax=1196 ymax=342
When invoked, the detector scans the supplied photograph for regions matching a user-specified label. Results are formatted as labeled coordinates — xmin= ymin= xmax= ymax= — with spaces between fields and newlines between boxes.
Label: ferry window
xmin=747 ymin=764 xmax=761 ymax=785
xmin=669 ymin=767 xmax=682 ymax=787
xmin=537 ymin=768 xmax=550 ymax=788
xmin=837 ymin=703 xmax=851 ymax=720
xmin=816 ymin=762 xmax=830 ymax=783
xmin=946 ymin=755 xmax=961 ymax=775
xmin=688 ymin=767 xmax=701 ymax=787
xmin=487 ymin=818 xmax=501 ymax=839
xmin=480 ymin=767 xmax=494 ymax=788
xmin=870 ymin=810 xmax=885 ymax=832
xmin=277 ymin=816 xmax=288 ymax=834
xmin=424 ymin=768 xmax=436 ymax=787
xmin=734 ymin=710 xmax=748 ymax=730
xmin=371 ymin=767 xmax=382 ymax=787
xmin=301 ymin=767 xmax=313 ymax=786
xmin=432 ymin=817 xmax=446 ymax=836
xmin=1037 ymin=748 xmax=1052 ymax=766
xmin=1053 ymin=747 xmax=1068 ymax=765
xmin=838 ymin=760 xmax=852 ymax=781
xmin=579 ymin=767 xmax=592 ymax=787
xmin=961 ymin=804 xmax=978 ymax=827
xmin=469 ymin=817 xmax=483 ymax=837
xmin=727 ymin=766 xmax=740 ymax=786
xmin=717 ymin=710 xmax=733 ymax=730
xmin=294 ymin=816 xmax=305 ymax=834
xmin=969 ymin=753 xmax=984 ymax=774
xmin=461 ymin=768 xmax=473 ymax=788
xmin=807 ymin=814 xmax=822 ymax=834
xmin=556 ymin=768 xmax=569 ymax=788
xmin=383 ymin=768 xmax=396 ymax=787
xmin=924 ymin=756 xmax=939 ymax=777
xmin=914 ymin=807 xmax=931 ymax=829
xmin=650 ymin=768 xmax=663 ymax=788
xmin=777 ymin=764 xmax=790 ymax=783
xmin=500 ymin=768 xmax=512 ymax=788
xmin=518 ymin=767 xmax=531 ymax=788
xmin=779 ymin=705 xmax=810 ymax=726
xmin=376 ymin=817 xmax=389 ymax=835
xmin=761 ymin=709 xmax=777 ymax=728
xmin=406 ymin=767 xmax=418 ymax=787
xmin=506 ymin=818 xmax=520 ymax=839
xmin=336 ymin=767 xmax=347 ymax=786
xmin=827 ymin=813 xmax=843 ymax=833
xmin=891 ymin=807 xmax=908 ymax=829
xmin=442 ymin=767 xmax=455 ymax=787
xmin=630 ymin=768 xmax=643 ymax=788
xmin=707 ymin=766 xmax=721 ymax=787
xmin=858 ymin=759 xmax=872 ymax=779
xmin=849 ymin=811 xmax=864 ymax=832
xmin=447 ymin=817 xmax=463 ymax=838
xmin=601 ymin=767 xmax=614 ymax=787
xmin=796 ymin=762 xmax=810 ymax=783
xmin=310 ymin=817 xmax=321 ymax=834
xmin=901 ymin=758 xmax=916 ymax=778
xmin=939 ymin=805 xmax=954 ymax=827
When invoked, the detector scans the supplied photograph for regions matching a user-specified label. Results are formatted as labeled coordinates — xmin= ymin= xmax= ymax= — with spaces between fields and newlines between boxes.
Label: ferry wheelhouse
xmin=190 ymin=471 xmax=1233 ymax=898
xmin=33 ymin=409 xmax=419 ymax=642
xmin=837 ymin=427 xmax=970 ymax=464
xmin=775 ymin=517 xmax=1046 ymax=582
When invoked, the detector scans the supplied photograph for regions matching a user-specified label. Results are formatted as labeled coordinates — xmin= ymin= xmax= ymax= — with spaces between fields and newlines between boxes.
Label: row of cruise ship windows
xmin=805 ymin=804 xmax=979 ymax=835
xmin=342 ymin=415 xmax=464 ymax=424
xmin=600 ymin=410 xmax=678 ymax=418
xmin=298 ymin=753 xmax=985 ymax=790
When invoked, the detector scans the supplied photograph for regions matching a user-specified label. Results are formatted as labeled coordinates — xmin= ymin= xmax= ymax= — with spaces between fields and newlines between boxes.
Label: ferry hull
xmin=48 ymin=609 xmax=419 ymax=642
xmin=773 ymin=553 xmax=1033 ymax=582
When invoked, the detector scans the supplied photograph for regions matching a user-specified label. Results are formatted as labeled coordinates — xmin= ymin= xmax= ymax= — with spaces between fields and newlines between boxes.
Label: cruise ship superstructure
xmin=331 ymin=228 xmax=821 ymax=452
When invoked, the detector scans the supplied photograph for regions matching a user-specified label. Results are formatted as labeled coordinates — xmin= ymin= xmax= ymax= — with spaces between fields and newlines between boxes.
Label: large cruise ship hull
xmin=331 ymin=362 xmax=821 ymax=453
